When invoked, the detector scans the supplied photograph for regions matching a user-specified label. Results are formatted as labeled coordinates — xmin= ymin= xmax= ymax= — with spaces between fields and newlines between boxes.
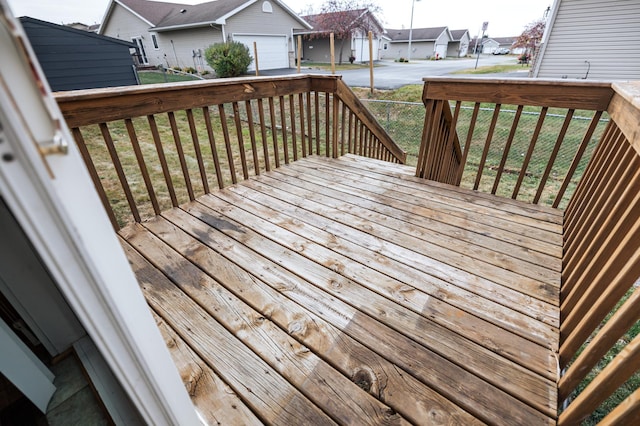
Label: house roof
xmin=101 ymin=0 xmax=311 ymax=33
xmin=449 ymin=29 xmax=469 ymax=41
xmin=385 ymin=26 xmax=450 ymax=42
xmin=299 ymin=8 xmax=384 ymax=35
xmin=21 ymin=16 xmax=134 ymax=47
xmin=491 ymin=36 xmax=518 ymax=46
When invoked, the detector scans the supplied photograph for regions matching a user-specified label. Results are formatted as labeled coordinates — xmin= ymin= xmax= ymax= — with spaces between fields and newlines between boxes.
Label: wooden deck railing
xmin=419 ymin=78 xmax=640 ymax=424
xmin=419 ymin=78 xmax=613 ymax=207
xmin=55 ymin=75 xmax=406 ymax=229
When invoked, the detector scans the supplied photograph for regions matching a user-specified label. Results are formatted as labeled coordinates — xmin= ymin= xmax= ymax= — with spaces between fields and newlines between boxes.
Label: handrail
xmin=55 ymin=74 xmax=406 ymax=229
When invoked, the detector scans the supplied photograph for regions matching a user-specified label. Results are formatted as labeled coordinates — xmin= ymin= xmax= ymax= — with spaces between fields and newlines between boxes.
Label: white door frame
xmin=0 ymin=3 xmax=199 ymax=424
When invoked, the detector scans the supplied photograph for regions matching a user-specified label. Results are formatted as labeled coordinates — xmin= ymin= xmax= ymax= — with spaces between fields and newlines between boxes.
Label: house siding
xmin=535 ymin=0 xmax=640 ymax=80
xmin=381 ymin=41 xmax=436 ymax=60
xmin=155 ymin=28 xmax=223 ymax=70
xmin=102 ymin=3 xmax=223 ymax=70
xmin=448 ymin=32 xmax=470 ymax=57
xmin=227 ymin=1 xmax=307 ymax=67
xmin=21 ymin=18 xmax=137 ymax=91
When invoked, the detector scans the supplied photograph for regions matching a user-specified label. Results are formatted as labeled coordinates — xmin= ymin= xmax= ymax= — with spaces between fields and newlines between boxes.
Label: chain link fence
xmin=359 ymin=98 xmax=609 ymax=207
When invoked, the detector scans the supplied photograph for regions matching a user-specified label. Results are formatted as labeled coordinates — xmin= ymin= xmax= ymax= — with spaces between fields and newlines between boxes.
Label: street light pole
xmin=407 ymin=0 xmax=419 ymax=62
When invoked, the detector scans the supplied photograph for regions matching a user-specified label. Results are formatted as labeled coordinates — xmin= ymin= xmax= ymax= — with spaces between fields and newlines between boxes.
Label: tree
xmin=204 ymin=41 xmax=253 ymax=78
xmin=514 ymin=19 xmax=546 ymax=63
xmin=306 ymin=0 xmax=381 ymax=64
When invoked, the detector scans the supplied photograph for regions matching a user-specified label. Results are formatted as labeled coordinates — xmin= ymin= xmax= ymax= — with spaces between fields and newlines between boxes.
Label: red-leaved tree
xmin=305 ymin=0 xmax=381 ymax=64
xmin=514 ymin=19 xmax=546 ymax=62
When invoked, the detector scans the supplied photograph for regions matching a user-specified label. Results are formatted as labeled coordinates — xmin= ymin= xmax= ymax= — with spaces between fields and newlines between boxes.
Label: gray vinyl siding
xmin=21 ymin=18 xmax=137 ymax=91
xmin=302 ymin=38 xmax=333 ymax=62
xmin=155 ymin=28 xmax=223 ymax=70
xmin=448 ymin=32 xmax=470 ymax=57
xmin=535 ymin=0 xmax=640 ymax=80
xmin=382 ymin=41 xmax=436 ymax=60
xmin=101 ymin=3 xmax=150 ymax=43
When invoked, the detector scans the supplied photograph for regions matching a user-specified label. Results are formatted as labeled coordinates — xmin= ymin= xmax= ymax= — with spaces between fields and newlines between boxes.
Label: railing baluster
xmin=71 ymin=128 xmax=119 ymax=230
xmin=217 ymin=104 xmax=237 ymax=184
xmin=167 ymin=111 xmax=195 ymax=201
xmin=533 ymin=109 xmax=575 ymax=204
xmin=124 ymin=118 xmax=160 ymax=215
xmin=325 ymin=92 xmax=331 ymax=157
xmin=268 ymin=97 xmax=280 ymax=168
xmin=289 ymin=95 xmax=298 ymax=162
xmin=341 ymin=102 xmax=346 ymax=156
xmin=416 ymin=99 xmax=435 ymax=179
xmin=245 ymin=100 xmax=260 ymax=176
xmin=332 ymin=94 xmax=339 ymax=158
xmin=511 ymin=106 xmax=547 ymax=199
xmin=553 ymin=111 xmax=603 ymax=208
xmin=99 ymin=122 xmax=141 ymax=222
xmin=147 ymin=114 xmax=178 ymax=207
xmin=202 ymin=107 xmax=224 ymax=189
xmin=474 ymin=104 xmax=501 ymax=191
xmin=186 ymin=109 xmax=209 ymax=194
xmin=257 ymin=98 xmax=270 ymax=172
xmin=456 ymin=102 xmax=480 ymax=185
xmin=298 ymin=93 xmax=306 ymax=158
xmin=231 ymin=102 xmax=249 ymax=179
xmin=279 ymin=96 xmax=289 ymax=164
xmin=306 ymin=91 xmax=313 ymax=155
xmin=315 ymin=91 xmax=320 ymax=155
xmin=348 ymin=111 xmax=354 ymax=154
xmin=492 ymin=105 xmax=523 ymax=195
xmin=439 ymin=101 xmax=462 ymax=183
xmin=558 ymin=287 xmax=640 ymax=402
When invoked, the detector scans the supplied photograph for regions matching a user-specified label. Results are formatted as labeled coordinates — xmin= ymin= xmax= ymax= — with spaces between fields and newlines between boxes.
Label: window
xmin=262 ymin=1 xmax=272 ymax=13
xmin=132 ymin=37 xmax=148 ymax=64
xmin=151 ymin=34 xmax=159 ymax=49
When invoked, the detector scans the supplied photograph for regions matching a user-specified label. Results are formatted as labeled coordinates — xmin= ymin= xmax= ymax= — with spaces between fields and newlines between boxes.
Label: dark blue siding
xmin=21 ymin=17 xmax=138 ymax=91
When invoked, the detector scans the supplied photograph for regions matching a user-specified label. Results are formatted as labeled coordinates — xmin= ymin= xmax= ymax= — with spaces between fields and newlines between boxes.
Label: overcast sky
xmin=6 ymin=0 xmax=552 ymax=37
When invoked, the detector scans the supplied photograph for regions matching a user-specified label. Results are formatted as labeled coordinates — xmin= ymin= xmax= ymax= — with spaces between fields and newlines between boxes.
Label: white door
xmin=353 ymin=37 xmax=380 ymax=62
xmin=435 ymin=43 xmax=447 ymax=59
xmin=234 ymin=34 xmax=288 ymax=70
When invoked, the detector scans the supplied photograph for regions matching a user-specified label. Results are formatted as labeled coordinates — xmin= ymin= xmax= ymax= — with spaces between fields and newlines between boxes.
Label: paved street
xmin=260 ymin=54 xmax=529 ymax=89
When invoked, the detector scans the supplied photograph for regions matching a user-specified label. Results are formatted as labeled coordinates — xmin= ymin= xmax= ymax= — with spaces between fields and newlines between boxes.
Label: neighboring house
xmin=479 ymin=37 xmax=499 ymax=54
xmin=20 ymin=17 xmax=138 ymax=91
xmin=297 ymin=9 xmax=384 ymax=63
xmin=100 ymin=0 xmax=311 ymax=72
xmin=533 ymin=0 xmax=640 ymax=80
xmin=381 ymin=27 xmax=452 ymax=60
xmin=66 ymin=22 xmax=100 ymax=32
xmin=492 ymin=36 xmax=518 ymax=53
xmin=447 ymin=29 xmax=470 ymax=57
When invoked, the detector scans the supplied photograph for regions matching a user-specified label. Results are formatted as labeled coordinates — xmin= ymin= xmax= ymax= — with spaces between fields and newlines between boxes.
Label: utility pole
xmin=407 ymin=0 xmax=420 ymax=61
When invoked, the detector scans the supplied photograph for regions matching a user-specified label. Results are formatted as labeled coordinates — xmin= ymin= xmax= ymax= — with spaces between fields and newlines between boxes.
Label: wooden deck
xmin=119 ymin=154 xmax=562 ymax=425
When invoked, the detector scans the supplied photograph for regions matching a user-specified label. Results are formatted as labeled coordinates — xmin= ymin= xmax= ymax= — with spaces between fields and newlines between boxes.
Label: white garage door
xmin=234 ymin=34 xmax=289 ymax=70
xmin=435 ymin=43 xmax=447 ymax=59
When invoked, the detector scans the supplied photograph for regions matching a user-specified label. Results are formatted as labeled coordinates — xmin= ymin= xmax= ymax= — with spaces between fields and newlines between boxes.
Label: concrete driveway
xmin=259 ymin=55 xmax=528 ymax=89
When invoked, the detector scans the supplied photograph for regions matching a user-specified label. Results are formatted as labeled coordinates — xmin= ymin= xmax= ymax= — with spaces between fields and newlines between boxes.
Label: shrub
xmin=204 ymin=41 xmax=253 ymax=78
xmin=183 ymin=66 xmax=197 ymax=74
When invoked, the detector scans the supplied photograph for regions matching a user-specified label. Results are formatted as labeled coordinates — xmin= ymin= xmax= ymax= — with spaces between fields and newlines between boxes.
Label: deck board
xmin=120 ymin=155 xmax=560 ymax=425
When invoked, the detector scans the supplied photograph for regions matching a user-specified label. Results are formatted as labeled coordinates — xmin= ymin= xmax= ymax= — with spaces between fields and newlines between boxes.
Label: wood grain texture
xmin=114 ymin=155 xmax=561 ymax=424
xmin=422 ymin=78 xmax=613 ymax=110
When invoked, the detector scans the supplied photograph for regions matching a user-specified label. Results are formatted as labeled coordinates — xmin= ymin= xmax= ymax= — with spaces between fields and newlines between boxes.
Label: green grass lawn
xmin=302 ymin=61 xmax=380 ymax=71
xmin=452 ymin=63 xmax=530 ymax=74
xmin=138 ymin=71 xmax=203 ymax=84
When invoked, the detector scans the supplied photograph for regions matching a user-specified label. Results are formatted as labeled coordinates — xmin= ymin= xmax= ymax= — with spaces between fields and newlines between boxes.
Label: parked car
xmin=492 ymin=48 xmax=510 ymax=55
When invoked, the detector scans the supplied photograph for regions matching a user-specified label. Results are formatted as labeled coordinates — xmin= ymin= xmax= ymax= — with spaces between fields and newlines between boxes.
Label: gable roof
xmin=449 ymin=29 xmax=469 ymax=41
xmin=385 ymin=26 xmax=451 ymax=42
xmin=22 ymin=16 xmax=134 ymax=47
xmin=100 ymin=0 xmax=311 ymax=33
xmin=300 ymin=8 xmax=384 ymax=35
xmin=491 ymin=36 xmax=518 ymax=46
